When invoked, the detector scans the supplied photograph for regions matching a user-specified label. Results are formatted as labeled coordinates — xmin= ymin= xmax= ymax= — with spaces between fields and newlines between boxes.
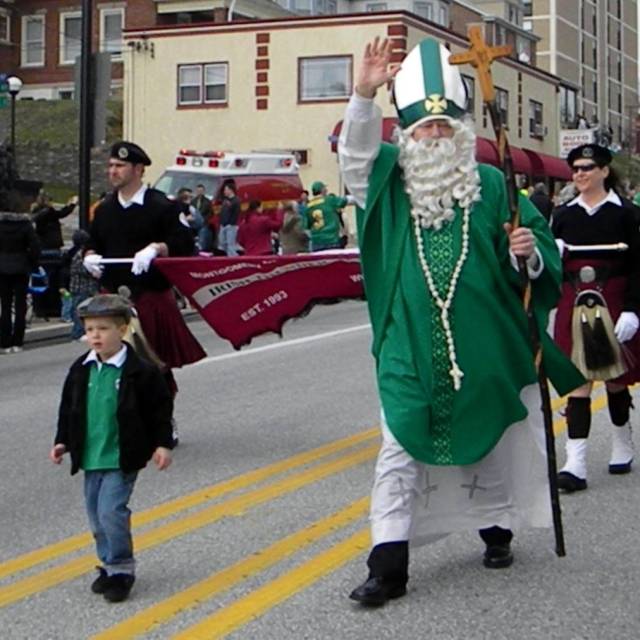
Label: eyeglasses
xmin=571 ymin=163 xmax=598 ymax=174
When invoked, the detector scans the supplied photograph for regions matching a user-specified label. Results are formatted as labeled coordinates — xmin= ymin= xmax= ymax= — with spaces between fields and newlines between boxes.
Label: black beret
xmin=77 ymin=294 xmax=132 ymax=322
xmin=110 ymin=141 xmax=152 ymax=166
xmin=567 ymin=144 xmax=612 ymax=168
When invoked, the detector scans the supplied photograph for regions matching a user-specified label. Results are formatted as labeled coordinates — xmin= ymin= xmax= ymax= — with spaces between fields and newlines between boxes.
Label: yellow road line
xmin=0 ymin=427 xmax=378 ymax=581
xmin=91 ymin=498 xmax=370 ymax=640
xmin=172 ymin=528 xmax=372 ymax=640
xmin=0 ymin=444 xmax=379 ymax=609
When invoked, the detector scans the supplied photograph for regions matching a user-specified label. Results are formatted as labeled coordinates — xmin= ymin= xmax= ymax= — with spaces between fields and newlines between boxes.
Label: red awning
xmin=330 ymin=121 xmax=568 ymax=180
xmin=522 ymin=149 xmax=572 ymax=181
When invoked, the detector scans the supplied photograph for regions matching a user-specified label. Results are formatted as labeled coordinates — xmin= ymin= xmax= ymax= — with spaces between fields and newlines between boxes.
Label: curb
xmin=25 ymin=309 xmax=199 ymax=345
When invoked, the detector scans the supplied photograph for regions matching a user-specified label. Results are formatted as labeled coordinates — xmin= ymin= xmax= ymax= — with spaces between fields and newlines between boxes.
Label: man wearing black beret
xmin=84 ymin=141 xmax=206 ymax=444
xmin=552 ymin=142 xmax=640 ymax=492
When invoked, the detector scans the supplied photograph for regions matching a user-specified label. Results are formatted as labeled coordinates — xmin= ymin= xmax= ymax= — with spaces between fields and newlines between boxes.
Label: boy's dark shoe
xmin=349 ymin=576 xmax=407 ymax=606
xmin=103 ymin=573 xmax=135 ymax=603
xmin=90 ymin=567 xmax=110 ymax=594
xmin=483 ymin=544 xmax=514 ymax=569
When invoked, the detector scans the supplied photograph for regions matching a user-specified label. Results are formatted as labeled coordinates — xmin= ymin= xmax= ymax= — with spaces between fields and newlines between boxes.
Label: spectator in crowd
xmin=279 ymin=203 xmax=310 ymax=254
xmin=237 ymin=200 xmax=283 ymax=255
xmin=304 ymin=181 xmax=354 ymax=251
xmin=31 ymin=191 xmax=78 ymax=251
xmin=177 ymin=187 xmax=204 ymax=251
xmin=297 ymin=190 xmax=309 ymax=218
xmin=192 ymin=184 xmax=214 ymax=252
xmin=529 ymin=182 xmax=554 ymax=222
xmin=68 ymin=229 xmax=99 ymax=341
xmin=218 ymin=181 xmax=241 ymax=256
xmin=0 ymin=210 xmax=40 ymax=353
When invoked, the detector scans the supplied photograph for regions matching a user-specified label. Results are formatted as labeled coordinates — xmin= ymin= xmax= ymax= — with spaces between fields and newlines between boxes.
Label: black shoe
xmin=90 ymin=567 xmax=110 ymax=594
xmin=557 ymin=471 xmax=588 ymax=492
xmin=349 ymin=576 xmax=407 ymax=606
xmin=483 ymin=544 xmax=514 ymax=569
xmin=609 ymin=460 xmax=632 ymax=475
xmin=103 ymin=573 xmax=135 ymax=603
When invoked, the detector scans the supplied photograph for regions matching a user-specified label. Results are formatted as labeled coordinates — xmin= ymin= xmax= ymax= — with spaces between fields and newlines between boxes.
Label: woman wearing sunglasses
xmin=552 ymin=143 xmax=640 ymax=492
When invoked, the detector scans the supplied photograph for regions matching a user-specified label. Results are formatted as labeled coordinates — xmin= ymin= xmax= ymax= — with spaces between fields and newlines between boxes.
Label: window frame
xmin=462 ymin=74 xmax=475 ymax=117
xmin=298 ymin=55 xmax=352 ymax=104
xmin=59 ymin=10 xmax=82 ymax=66
xmin=177 ymin=62 xmax=229 ymax=109
xmin=413 ymin=1 xmax=434 ymax=20
xmin=365 ymin=3 xmax=388 ymax=11
xmin=529 ymin=99 xmax=544 ymax=139
xmin=99 ymin=7 xmax=125 ymax=60
xmin=0 ymin=9 xmax=10 ymax=44
xmin=21 ymin=14 xmax=45 ymax=68
xmin=496 ymin=87 xmax=509 ymax=128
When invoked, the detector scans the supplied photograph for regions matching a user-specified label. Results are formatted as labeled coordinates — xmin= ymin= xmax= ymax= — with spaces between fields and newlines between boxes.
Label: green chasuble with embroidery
xmin=358 ymin=143 xmax=584 ymax=466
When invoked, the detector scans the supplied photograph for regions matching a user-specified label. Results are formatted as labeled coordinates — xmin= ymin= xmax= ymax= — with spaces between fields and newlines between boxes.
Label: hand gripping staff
xmin=449 ymin=27 xmax=566 ymax=557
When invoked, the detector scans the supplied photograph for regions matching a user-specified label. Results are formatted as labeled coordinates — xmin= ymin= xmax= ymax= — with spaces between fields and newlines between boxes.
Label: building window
xmin=299 ymin=56 xmax=352 ymax=102
xmin=366 ymin=3 xmax=387 ymax=11
xmin=438 ymin=5 xmax=448 ymax=26
xmin=413 ymin=2 xmax=433 ymax=20
xmin=100 ymin=8 xmax=124 ymax=59
xmin=0 ymin=10 xmax=10 ymax=44
xmin=496 ymin=87 xmax=509 ymax=127
xmin=177 ymin=63 xmax=228 ymax=106
xmin=559 ymin=86 xmax=577 ymax=128
xmin=462 ymin=74 xmax=475 ymax=116
xmin=21 ymin=15 xmax=45 ymax=67
xmin=508 ymin=4 xmax=520 ymax=24
xmin=495 ymin=25 xmax=507 ymax=45
xmin=60 ymin=12 xmax=82 ymax=65
xmin=529 ymin=100 xmax=543 ymax=138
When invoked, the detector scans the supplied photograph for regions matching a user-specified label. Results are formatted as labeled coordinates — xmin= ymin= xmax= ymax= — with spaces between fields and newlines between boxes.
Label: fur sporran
xmin=571 ymin=289 xmax=626 ymax=380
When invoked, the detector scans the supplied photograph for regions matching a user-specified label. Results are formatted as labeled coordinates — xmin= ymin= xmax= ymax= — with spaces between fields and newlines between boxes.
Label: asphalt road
xmin=1 ymin=301 xmax=639 ymax=640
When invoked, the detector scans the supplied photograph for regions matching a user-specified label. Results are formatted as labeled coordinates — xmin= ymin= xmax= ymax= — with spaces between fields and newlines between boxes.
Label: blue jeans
xmin=218 ymin=224 xmax=239 ymax=256
xmin=70 ymin=293 xmax=90 ymax=339
xmin=84 ymin=470 xmax=138 ymax=576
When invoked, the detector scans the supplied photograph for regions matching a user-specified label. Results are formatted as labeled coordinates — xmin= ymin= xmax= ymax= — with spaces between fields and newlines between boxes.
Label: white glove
xmin=555 ymin=239 xmax=565 ymax=256
xmin=131 ymin=244 xmax=158 ymax=275
xmin=614 ymin=312 xmax=640 ymax=343
xmin=83 ymin=253 xmax=103 ymax=279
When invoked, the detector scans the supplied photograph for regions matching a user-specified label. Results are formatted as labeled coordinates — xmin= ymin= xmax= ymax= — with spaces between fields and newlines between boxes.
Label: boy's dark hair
xmin=248 ymin=200 xmax=261 ymax=211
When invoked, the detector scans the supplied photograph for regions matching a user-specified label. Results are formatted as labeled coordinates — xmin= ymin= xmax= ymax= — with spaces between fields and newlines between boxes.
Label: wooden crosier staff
xmin=450 ymin=27 xmax=566 ymax=557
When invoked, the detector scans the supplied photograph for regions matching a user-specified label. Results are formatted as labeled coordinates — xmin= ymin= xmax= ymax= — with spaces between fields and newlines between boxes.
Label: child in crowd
xmin=49 ymin=294 xmax=174 ymax=603
xmin=68 ymin=230 xmax=99 ymax=341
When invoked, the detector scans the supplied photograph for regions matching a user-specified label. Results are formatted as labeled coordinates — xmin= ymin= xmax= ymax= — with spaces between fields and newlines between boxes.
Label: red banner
xmin=154 ymin=252 xmax=364 ymax=349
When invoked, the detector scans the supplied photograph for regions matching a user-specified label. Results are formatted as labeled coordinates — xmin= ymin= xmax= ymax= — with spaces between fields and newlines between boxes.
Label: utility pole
xmin=79 ymin=0 xmax=93 ymax=230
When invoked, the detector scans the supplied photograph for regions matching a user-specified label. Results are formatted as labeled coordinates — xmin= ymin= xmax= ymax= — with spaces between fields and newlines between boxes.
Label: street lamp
xmin=7 ymin=76 xmax=22 ymax=157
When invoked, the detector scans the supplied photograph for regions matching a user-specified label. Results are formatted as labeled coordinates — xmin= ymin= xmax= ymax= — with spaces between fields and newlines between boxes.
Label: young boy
xmin=49 ymin=294 xmax=174 ymax=603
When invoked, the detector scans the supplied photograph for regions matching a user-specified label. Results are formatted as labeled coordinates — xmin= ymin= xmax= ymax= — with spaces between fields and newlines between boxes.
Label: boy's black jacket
xmin=55 ymin=343 xmax=174 ymax=475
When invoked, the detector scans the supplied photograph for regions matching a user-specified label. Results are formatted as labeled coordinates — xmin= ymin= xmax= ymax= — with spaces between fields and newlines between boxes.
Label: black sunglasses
xmin=571 ymin=163 xmax=599 ymax=173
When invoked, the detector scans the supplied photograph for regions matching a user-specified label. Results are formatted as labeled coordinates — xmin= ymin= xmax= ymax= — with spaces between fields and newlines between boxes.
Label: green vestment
xmin=358 ymin=143 xmax=584 ymax=466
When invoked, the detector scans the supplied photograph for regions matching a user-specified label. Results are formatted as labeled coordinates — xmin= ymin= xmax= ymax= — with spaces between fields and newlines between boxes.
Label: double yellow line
xmin=2 ymin=391 xmax=594 ymax=639
xmin=0 ymin=428 xmax=379 ymax=607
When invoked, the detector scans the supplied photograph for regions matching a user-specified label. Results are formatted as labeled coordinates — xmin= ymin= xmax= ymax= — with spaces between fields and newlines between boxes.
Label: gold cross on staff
xmin=448 ymin=26 xmax=512 ymax=103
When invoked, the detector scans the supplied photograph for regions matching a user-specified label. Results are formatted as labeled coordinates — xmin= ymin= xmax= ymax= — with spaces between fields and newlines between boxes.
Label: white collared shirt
xmin=567 ymin=190 xmax=622 ymax=216
xmin=83 ymin=344 xmax=127 ymax=371
xmin=118 ymin=184 xmax=147 ymax=209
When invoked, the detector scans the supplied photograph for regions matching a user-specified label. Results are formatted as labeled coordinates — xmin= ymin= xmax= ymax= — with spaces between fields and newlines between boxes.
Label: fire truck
xmin=154 ymin=149 xmax=304 ymax=215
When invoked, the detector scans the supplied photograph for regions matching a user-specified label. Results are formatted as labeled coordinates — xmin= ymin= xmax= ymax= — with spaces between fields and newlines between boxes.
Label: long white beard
xmin=395 ymin=119 xmax=482 ymax=230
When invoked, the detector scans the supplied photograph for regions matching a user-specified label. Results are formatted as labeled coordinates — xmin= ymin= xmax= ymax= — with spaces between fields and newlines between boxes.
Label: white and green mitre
xmin=393 ymin=37 xmax=468 ymax=130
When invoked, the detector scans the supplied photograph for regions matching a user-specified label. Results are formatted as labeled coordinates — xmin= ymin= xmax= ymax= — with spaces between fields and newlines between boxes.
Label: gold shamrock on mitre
xmin=424 ymin=94 xmax=448 ymax=114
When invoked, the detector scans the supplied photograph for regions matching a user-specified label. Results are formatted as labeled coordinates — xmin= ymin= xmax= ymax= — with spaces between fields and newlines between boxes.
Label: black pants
xmin=0 ymin=273 xmax=29 ymax=348
xmin=367 ymin=526 xmax=513 ymax=585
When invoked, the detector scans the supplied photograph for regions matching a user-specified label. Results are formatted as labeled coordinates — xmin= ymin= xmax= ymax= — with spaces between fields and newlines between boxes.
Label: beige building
xmin=524 ymin=0 xmax=638 ymax=142
xmin=123 ymin=11 xmax=570 ymax=195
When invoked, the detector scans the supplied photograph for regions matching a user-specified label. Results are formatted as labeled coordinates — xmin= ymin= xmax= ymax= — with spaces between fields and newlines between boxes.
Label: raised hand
xmin=356 ymin=37 xmax=399 ymax=99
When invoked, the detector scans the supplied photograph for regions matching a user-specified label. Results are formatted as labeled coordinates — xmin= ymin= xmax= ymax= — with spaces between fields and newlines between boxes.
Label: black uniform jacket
xmin=552 ymin=197 xmax=640 ymax=311
xmin=88 ymin=188 xmax=194 ymax=295
xmin=54 ymin=343 xmax=174 ymax=475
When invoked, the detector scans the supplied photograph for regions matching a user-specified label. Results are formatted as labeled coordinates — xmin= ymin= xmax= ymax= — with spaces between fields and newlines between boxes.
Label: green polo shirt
xmin=81 ymin=350 xmax=124 ymax=471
